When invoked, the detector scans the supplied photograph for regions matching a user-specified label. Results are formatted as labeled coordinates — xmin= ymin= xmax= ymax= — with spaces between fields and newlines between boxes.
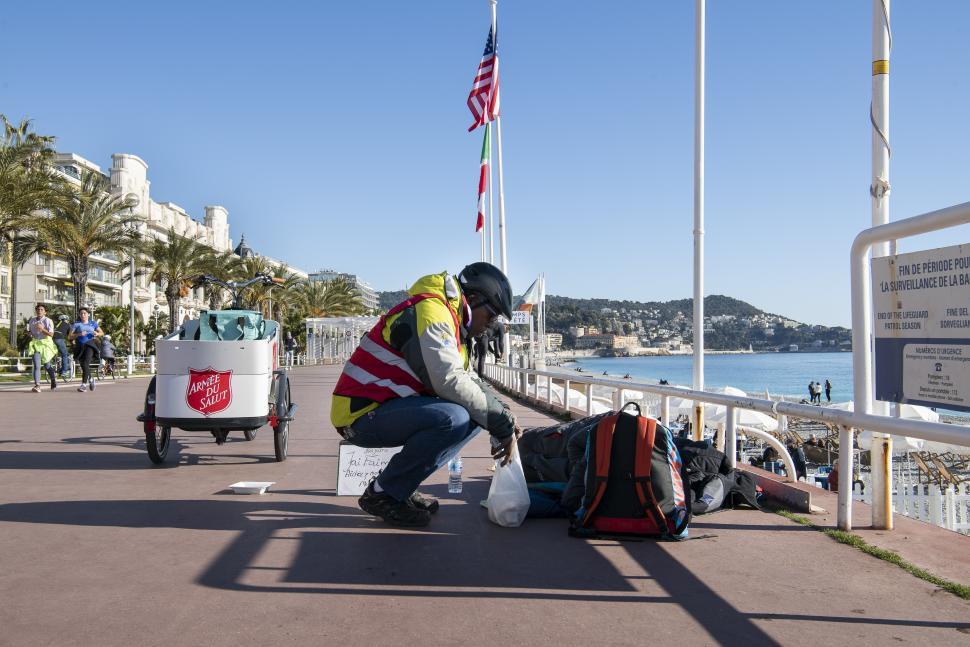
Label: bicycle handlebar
xmin=192 ymin=273 xmax=285 ymax=309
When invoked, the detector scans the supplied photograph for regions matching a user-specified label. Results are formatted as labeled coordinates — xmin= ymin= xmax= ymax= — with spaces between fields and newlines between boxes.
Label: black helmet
xmin=458 ymin=262 xmax=513 ymax=319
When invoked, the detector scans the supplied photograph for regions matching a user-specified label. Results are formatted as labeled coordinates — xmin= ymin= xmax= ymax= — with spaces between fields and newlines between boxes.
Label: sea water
xmin=568 ymin=352 xmax=854 ymax=402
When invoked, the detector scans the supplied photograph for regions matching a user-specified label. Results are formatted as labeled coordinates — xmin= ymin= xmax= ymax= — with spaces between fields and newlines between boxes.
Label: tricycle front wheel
xmin=273 ymin=375 xmax=290 ymax=462
xmin=143 ymin=376 xmax=172 ymax=465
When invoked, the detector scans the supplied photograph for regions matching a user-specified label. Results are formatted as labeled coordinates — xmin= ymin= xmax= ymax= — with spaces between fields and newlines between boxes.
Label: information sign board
xmin=871 ymin=242 xmax=970 ymax=411
xmin=510 ymin=311 xmax=532 ymax=326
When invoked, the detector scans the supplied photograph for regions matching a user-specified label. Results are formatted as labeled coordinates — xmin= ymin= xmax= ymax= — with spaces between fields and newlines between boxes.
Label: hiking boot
xmin=409 ymin=491 xmax=439 ymax=514
xmin=358 ymin=482 xmax=431 ymax=527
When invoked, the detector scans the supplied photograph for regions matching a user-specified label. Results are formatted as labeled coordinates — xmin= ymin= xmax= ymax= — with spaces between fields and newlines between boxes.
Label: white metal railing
xmin=850 ymin=200 xmax=970 ymax=531
xmin=483 ymin=362 xmax=970 ymax=534
xmin=854 ymin=479 xmax=970 ymax=535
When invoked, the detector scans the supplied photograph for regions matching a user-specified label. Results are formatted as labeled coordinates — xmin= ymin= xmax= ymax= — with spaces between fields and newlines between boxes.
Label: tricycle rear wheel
xmin=146 ymin=425 xmax=171 ymax=464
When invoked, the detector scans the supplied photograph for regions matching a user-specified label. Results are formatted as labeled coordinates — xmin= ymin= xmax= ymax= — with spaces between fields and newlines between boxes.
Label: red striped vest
xmin=333 ymin=292 xmax=462 ymax=407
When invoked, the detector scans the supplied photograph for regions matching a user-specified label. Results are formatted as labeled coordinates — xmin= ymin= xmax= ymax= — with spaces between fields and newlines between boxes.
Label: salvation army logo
xmin=186 ymin=367 xmax=233 ymax=416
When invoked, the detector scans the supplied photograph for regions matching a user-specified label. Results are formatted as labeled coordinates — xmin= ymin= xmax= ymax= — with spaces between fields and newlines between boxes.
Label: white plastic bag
xmin=486 ymin=445 xmax=530 ymax=527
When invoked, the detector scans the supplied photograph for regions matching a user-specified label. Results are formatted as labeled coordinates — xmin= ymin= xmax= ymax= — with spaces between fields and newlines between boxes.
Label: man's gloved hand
xmin=490 ymin=426 xmax=521 ymax=466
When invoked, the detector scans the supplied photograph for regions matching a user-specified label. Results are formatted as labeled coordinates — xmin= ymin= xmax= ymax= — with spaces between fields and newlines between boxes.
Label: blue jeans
xmin=54 ymin=338 xmax=71 ymax=376
xmin=345 ymin=396 xmax=481 ymax=501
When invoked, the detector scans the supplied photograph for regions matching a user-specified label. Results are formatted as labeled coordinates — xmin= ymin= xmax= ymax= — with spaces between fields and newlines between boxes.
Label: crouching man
xmin=330 ymin=263 xmax=518 ymax=527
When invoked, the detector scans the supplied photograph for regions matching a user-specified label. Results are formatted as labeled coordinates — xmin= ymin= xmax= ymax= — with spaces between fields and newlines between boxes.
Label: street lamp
xmin=125 ymin=192 xmax=141 ymax=377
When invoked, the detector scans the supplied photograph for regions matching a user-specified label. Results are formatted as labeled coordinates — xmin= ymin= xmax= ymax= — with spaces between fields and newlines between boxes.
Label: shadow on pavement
xmin=2 ymin=492 xmax=966 ymax=641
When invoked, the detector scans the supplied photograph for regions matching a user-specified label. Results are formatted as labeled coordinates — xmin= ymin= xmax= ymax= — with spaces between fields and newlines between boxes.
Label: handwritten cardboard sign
xmin=336 ymin=441 xmax=403 ymax=496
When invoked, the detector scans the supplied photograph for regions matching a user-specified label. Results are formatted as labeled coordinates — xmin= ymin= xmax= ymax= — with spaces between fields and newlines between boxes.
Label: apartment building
xmin=307 ymin=269 xmax=378 ymax=312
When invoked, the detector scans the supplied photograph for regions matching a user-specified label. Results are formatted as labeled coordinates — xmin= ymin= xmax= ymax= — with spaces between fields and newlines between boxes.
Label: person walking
xmin=26 ymin=304 xmax=57 ymax=393
xmin=807 ymin=381 xmax=814 ymax=403
xmin=331 ymin=262 xmax=518 ymax=527
xmin=824 ymin=379 xmax=832 ymax=403
xmin=68 ymin=307 xmax=104 ymax=392
xmin=52 ymin=314 xmax=72 ymax=379
xmin=284 ymin=331 xmax=297 ymax=367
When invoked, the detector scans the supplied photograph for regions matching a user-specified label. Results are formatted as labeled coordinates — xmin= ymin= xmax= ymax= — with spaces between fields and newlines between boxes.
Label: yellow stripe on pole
xmin=872 ymin=59 xmax=889 ymax=75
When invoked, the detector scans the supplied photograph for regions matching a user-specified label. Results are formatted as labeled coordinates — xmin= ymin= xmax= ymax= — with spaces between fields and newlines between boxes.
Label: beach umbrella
xmin=827 ymin=400 xmax=939 ymax=423
xmin=668 ymin=385 xmax=746 ymax=420
xmin=709 ymin=408 xmax=778 ymax=431
xmin=831 ymin=400 xmax=939 ymax=453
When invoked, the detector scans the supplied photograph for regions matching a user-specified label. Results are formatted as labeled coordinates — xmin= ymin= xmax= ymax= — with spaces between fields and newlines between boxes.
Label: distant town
xmin=379 ymin=291 xmax=853 ymax=356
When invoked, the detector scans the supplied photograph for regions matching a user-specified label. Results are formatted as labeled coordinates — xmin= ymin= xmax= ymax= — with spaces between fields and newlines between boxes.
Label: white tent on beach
xmin=825 ymin=401 xmax=970 ymax=454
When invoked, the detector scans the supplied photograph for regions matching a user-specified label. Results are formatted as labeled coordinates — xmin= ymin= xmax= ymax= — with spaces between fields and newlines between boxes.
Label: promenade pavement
xmin=0 ymin=364 xmax=968 ymax=646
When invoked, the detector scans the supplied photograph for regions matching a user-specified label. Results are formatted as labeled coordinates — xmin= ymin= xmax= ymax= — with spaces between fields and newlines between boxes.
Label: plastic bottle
xmin=448 ymin=456 xmax=463 ymax=494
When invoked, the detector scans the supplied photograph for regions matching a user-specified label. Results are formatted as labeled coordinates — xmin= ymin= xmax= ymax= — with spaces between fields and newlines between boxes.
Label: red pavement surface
xmin=1 ymin=364 xmax=968 ymax=646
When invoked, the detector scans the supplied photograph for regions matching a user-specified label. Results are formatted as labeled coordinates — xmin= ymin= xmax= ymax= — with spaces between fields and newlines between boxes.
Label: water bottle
xmin=448 ymin=456 xmax=463 ymax=494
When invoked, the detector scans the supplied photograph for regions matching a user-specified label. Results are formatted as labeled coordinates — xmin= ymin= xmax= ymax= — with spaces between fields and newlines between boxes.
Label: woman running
xmin=26 ymin=304 xmax=57 ymax=393
xmin=68 ymin=307 xmax=104 ymax=392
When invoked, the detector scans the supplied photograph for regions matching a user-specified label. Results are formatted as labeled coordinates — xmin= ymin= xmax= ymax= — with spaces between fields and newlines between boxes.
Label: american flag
xmin=466 ymin=25 xmax=500 ymax=132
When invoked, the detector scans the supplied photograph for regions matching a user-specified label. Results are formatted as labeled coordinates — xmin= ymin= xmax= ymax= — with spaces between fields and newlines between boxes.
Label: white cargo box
xmin=155 ymin=334 xmax=278 ymax=420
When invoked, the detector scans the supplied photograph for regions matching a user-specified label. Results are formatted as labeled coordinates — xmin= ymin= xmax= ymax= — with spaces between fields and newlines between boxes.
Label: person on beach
xmin=824 ymin=379 xmax=832 ymax=402
xmin=26 ymin=304 xmax=57 ymax=393
xmin=69 ymin=307 xmax=104 ymax=392
xmin=807 ymin=381 xmax=814 ymax=402
xmin=52 ymin=314 xmax=72 ymax=378
xmin=787 ymin=441 xmax=807 ymax=481
xmin=331 ymin=262 xmax=518 ymax=527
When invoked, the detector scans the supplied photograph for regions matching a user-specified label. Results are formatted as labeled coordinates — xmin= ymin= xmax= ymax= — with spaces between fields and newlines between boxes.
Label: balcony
xmin=90 ymin=251 xmax=122 ymax=265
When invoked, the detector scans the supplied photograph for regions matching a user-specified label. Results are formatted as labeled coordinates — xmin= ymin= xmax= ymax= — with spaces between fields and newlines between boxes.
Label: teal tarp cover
xmin=200 ymin=310 xmax=265 ymax=341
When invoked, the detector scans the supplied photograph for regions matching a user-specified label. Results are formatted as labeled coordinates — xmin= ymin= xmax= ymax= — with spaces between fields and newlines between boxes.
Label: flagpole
xmin=868 ymin=0 xmax=892 ymax=531
xmin=488 ymin=124 xmax=495 ymax=263
xmin=489 ymin=0 xmax=507 ymax=275
xmin=488 ymin=0 xmax=510 ymax=366
xmin=692 ymin=0 xmax=705 ymax=441
xmin=480 ymin=218 xmax=486 ymax=261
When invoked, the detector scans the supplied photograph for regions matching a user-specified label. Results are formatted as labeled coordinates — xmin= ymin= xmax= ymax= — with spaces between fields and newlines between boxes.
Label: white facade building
xmin=8 ymin=152 xmax=232 ymax=330
xmin=308 ymin=269 xmax=378 ymax=312
xmin=2 ymin=151 xmax=302 ymax=336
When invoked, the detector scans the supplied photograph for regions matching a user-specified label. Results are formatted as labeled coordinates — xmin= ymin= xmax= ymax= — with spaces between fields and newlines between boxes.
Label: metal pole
xmin=125 ymin=195 xmax=140 ymax=377
xmin=488 ymin=123 xmax=495 ymax=263
xmin=128 ymin=249 xmax=135 ymax=376
xmin=490 ymin=0 xmax=507 ymax=275
xmin=725 ymin=406 xmax=737 ymax=469
xmin=870 ymin=0 xmax=893 ymax=530
xmin=692 ymin=0 xmax=706 ymax=441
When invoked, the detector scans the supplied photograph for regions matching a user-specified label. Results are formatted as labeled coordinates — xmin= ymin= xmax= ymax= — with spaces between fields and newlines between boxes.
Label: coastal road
xmin=0 ymin=364 xmax=968 ymax=646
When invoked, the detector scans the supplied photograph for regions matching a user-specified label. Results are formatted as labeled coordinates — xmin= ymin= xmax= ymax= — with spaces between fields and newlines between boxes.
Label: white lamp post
xmin=125 ymin=193 xmax=141 ymax=377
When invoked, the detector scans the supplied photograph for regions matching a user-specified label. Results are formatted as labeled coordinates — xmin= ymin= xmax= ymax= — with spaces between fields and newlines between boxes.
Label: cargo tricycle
xmin=136 ymin=273 xmax=297 ymax=465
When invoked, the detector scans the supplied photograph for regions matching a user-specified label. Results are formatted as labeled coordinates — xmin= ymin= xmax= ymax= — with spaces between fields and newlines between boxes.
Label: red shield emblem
xmin=186 ymin=367 xmax=233 ymax=416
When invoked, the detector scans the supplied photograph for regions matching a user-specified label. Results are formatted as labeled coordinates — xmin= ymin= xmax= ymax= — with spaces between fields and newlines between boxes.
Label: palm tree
xmin=200 ymin=249 xmax=244 ymax=309
xmin=13 ymin=170 xmax=139 ymax=321
xmin=233 ymin=255 xmax=274 ymax=310
xmin=0 ymin=115 xmax=61 ymax=345
xmin=141 ymin=228 xmax=214 ymax=333
xmin=298 ymin=277 xmax=363 ymax=318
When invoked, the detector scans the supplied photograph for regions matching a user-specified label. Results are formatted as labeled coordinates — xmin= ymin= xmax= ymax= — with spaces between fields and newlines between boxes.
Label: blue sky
xmin=3 ymin=1 xmax=969 ymax=327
